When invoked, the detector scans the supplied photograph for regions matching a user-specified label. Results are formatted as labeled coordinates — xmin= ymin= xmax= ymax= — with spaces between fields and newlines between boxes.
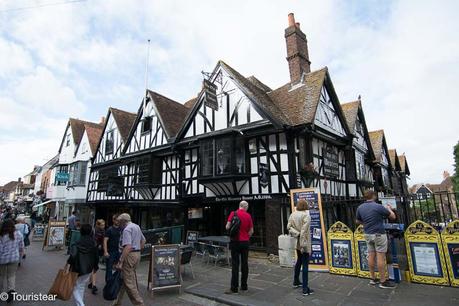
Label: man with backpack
xmin=225 ymin=201 xmax=253 ymax=294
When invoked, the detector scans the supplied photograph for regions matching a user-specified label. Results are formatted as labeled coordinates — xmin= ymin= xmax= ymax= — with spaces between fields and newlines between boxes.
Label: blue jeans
xmin=294 ymin=249 xmax=310 ymax=293
xmin=105 ymin=251 xmax=121 ymax=282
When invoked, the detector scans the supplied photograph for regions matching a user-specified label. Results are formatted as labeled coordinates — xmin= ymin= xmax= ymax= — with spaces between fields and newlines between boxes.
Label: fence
xmin=407 ymin=192 xmax=459 ymax=228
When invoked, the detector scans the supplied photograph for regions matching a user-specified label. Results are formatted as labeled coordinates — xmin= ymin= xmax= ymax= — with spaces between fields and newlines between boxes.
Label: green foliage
xmin=454 ymin=141 xmax=459 ymax=192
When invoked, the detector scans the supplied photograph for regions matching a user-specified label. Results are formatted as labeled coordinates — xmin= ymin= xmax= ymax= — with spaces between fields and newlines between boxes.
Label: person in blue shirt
xmin=356 ymin=190 xmax=396 ymax=289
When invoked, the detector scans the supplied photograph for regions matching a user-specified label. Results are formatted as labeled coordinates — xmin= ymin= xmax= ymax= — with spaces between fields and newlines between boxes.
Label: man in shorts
xmin=356 ymin=190 xmax=396 ymax=289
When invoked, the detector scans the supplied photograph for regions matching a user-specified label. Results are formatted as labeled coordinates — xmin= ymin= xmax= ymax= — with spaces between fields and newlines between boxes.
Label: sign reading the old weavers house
xmin=323 ymin=146 xmax=339 ymax=178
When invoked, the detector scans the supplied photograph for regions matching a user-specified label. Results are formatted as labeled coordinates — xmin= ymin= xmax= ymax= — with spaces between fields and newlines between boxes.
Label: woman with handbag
xmin=67 ymin=224 xmax=99 ymax=306
xmin=0 ymin=219 xmax=24 ymax=303
xmin=287 ymin=199 xmax=314 ymax=296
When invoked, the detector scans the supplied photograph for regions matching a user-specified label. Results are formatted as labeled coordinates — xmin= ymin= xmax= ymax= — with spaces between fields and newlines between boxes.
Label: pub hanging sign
xmin=322 ymin=145 xmax=339 ymax=178
xmin=203 ymin=79 xmax=218 ymax=111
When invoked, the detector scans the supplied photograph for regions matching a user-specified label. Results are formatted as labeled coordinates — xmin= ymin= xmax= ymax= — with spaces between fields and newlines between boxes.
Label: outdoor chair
xmin=194 ymin=241 xmax=207 ymax=260
xmin=180 ymin=250 xmax=195 ymax=280
xmin=205 ymin=244 xmax=226 ymax=266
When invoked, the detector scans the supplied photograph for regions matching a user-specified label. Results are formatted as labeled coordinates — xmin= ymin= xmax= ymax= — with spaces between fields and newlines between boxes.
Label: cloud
xmin=0 ymin=0 xmax=458 ymax=186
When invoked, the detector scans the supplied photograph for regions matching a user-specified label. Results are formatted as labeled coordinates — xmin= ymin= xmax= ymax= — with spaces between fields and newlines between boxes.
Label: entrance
xmin=186 ymin=200 xmax=266 ymax=249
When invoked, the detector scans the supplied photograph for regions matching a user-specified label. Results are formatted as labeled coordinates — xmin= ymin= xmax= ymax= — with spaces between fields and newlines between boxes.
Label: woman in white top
xmin=15 ymin=216 xmax=29 ymax=261
xmin=287 ymin=199 xmax=313 ymax=296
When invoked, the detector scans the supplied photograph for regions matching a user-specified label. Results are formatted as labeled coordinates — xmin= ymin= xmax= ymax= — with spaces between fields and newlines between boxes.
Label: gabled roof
xmin=148 ymin=90 xmax=190 ymax=138
xmin=369 ymin=130 xmax=391 ymax=167
xmin=59 ymin=118 xmax=103 ymax=153
xmin=84 ymin=123 xmax=104 ymax=155
xmin=110 ymin=108 xmax=137 ymax=142
xmin=398 ymin=155 xmax=411 ymax=176
xmin=388 ymin=149 xmax=401 ymax=171
xmin=341 ymin=101 xmax=360 ymax=134
xmin=269 ymin=67 xmax=328 ymax=126
xmin=219 ymin=60 xmax=290 ymax=126
xmin=247 ymin=76 xmax=272 ymax=93
xmin=0 ymin=181 xmax=20 ymax=193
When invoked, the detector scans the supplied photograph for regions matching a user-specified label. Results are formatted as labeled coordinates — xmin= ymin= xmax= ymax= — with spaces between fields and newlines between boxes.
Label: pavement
xmin=7 ymin=241 xmax=459 ymax=306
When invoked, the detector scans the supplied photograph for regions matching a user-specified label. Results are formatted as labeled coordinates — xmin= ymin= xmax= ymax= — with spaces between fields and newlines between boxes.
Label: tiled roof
xmin=219 ymin=60 xmax=290 ymax=126
xmin=247 ymin=76 xmax=272 ymax=93
xmin=110 ymin=108 xmax=137 ymax=143
xmin=398 ymin=155 xmax=410 ymax=176
xmin=0 ymin=181 xmax=19 ymax=193
xmin=148 ymin=90 xmax=190 ymax=138
xmin=69 ymin=118 xmax=100 ymax=146
xmin=369 ymin=130 xmax=384 ymax=163
xmin=388 ymin=149 xmax=401 ymax=171
xmin=84 ymin=123 xmax=104 ymax=155
xmin=184 ymin=97 xmax=198 ymax=109
xmin=341 ymin=101 xmax=360 ymax=134
xmin=268 ymin=67 xmax=328 ymax=126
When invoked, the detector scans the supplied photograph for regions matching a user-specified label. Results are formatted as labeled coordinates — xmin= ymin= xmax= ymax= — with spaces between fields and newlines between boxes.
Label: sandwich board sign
xmin=405 ymin=220 xmax=449 ymax=286
xmin=441 ymin=220 xmax=459 ymax=287
xmin=328 ymin=221 xmax=356 ymax=276
xmin=353 ymin=225 xmax=380 ymax=279
xmin=42 ymin=221 xmax=66 ymax=250
xmin=148 ymin=244 xmax=182 ymax=294
xmin=290 ymin=188 xmax=328 ymax=271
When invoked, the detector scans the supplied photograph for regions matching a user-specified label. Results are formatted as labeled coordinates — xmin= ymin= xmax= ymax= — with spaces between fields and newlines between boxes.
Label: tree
xmin=454 ymin=141 xmax=459 ymax=192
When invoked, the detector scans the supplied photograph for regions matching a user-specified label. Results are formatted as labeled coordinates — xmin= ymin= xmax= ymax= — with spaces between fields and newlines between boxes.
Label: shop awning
xmin=32 ymin=200 xmax=53 ymax=209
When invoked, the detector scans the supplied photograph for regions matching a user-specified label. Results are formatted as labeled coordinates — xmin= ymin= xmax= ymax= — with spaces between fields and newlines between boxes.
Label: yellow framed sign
xmin=327 ymin=221 xmax=356 ymax=276
xmin=290 ymin=188 xmax=328 ymax=271
xmin=405 ymin=220 xmax=449 ymax=286
xmin=353 ymin=225 xmax=381 ymax=279
xmin=441 ymin=220 xmax=459 ymax=287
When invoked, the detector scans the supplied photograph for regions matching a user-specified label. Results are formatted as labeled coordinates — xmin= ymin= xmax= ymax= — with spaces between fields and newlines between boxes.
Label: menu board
xmin=43 ymin=221 xmax=66 ymax=249
xmin=186 ymin=231 xmax=199 ymax=245
xmin=149 ymin=244 xmax=181 ymax=291
xmin=33 ymin=224 xmax=46 ymax=241
xmin=290 ymin=188 xmax=328 ymax=271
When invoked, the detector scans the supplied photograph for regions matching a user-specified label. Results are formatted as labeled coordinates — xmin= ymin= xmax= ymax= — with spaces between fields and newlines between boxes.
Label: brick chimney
xmin=443 ymin=171 xmax=450 ymax=179
xmin=100 ymin=116 xmax=106 ymax=125
xmin=285 ymin=13 xmax=311 ymax=84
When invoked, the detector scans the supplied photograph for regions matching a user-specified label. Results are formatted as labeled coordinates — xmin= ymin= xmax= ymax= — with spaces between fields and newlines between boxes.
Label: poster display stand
xmin=148 ymin=244 xmax=182 ymax=295
xmin=353 ymin=225 xmax=381 ymax=279
xmin=327 ymin=221 xmax=356 ymax=276
xmin=42 ymin=221 xmax=66 ymax=250
xmin=405 ymin=220 xmax=449 ymax=286
xmin=290 ymin=188 xmax=328 ymax=271
xmin=441 ymin=220 xmax=459 ymax=287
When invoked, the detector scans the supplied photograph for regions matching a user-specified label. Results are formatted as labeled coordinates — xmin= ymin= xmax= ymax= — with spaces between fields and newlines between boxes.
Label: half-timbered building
xmin=369 ymin=130 xmax=394 ymax=196
xmin=341 ymin=100 xmax=376 ymax=198
xmin=398 ymin=154 xmax=411 ymax=196
xmin=389 ymin=149 xmax=403 ymax=196
xmin=86 ymin=107 xmax=136 ymax=220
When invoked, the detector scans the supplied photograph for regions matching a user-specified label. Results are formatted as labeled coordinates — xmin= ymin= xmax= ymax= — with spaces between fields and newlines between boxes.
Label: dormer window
xmin=141 ymin=116 xmax=152 ymax=133
xmin=105 ymin=130 xmax=114 ymax=155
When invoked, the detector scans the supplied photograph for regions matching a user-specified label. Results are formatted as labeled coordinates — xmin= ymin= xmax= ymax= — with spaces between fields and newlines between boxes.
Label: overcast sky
xmin=0 ymin=0 xmax=458 ymax=186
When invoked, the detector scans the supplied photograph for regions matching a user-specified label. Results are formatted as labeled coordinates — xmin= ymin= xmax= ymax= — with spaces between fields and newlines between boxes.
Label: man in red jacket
xmin=225 ymin=201 xmax=253 ymax=294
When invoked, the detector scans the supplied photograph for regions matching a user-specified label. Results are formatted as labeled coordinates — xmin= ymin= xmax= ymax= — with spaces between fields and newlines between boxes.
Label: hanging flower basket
xmin=299 ymin=163 xmax=319 ymax=187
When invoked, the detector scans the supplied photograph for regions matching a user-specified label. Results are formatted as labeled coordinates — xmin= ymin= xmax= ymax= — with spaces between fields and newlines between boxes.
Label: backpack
xmin=228 ymin=210 xmax=241 ymax=239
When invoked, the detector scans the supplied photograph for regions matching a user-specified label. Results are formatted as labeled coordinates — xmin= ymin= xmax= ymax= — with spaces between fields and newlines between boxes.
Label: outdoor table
xmin=198 ymin=236 xmax=231 ymax=265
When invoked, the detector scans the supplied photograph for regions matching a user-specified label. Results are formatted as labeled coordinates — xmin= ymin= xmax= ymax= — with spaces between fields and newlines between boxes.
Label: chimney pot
xmin=288 ymin=13 xmax=295 ymax=27
xmin=295 ymin=22 xmax=300 ymax=28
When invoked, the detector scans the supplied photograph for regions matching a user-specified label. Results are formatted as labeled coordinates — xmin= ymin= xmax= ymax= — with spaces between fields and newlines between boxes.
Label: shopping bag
xmin=48 ymin=265 xmax=78 ymax=300
xmin=103 ymin=270 xmax=123 ymax=300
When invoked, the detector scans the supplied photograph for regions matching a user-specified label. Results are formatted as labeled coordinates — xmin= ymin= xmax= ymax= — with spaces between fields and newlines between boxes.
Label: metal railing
xmin=407 ymin=192 xmax=459 ymax=228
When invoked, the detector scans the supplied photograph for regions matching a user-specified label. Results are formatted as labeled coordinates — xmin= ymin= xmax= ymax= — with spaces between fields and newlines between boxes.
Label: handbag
xmin=48 ymin=265 xmax=78 ymax=300
xmin=103 ymin=270 xmax=123 ymax=300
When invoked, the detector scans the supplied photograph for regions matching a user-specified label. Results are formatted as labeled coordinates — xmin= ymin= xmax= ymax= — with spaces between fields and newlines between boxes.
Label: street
xmin=8 ymin=240 xmax=459 ymax=306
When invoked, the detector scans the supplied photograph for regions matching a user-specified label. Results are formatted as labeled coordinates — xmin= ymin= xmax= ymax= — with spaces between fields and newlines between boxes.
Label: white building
xmin=44 ymin=118 xmax=103 ymax=221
